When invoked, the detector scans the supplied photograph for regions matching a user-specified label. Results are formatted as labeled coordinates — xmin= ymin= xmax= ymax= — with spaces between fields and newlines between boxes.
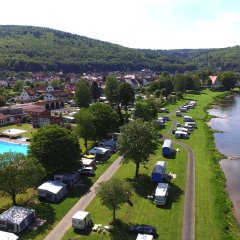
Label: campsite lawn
xmin=17 ymin=153 xmax=118 ymax=240
xmin=165 ymin=90 xmax=239 ymax=239
xmin=63 ymin=142 xmax=188 ymax=240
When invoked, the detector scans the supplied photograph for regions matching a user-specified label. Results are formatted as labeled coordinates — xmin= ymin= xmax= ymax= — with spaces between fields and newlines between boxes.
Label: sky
xmin=0 ymin=0 xmax=240 ymax=50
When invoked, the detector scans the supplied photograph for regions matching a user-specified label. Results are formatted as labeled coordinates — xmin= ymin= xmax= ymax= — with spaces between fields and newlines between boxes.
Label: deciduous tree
xmin=96 ymin=178 xmax=131 ymax=221
xmin=89 ymin=103 xmax=119 ymax=139
xmin=74 ymin=80 xmax=91 ymax=108
xmin=29 ymin=125 xmax=81 ymax=173
xmin=105 ymin=75 xmax=119 ymax=104
xmin=220 ymin=71 xmax=237 ymax=90
xmin=75 ymin=109 xmax=96 ymax=152
xmin=0 ymin=152 xmax=46 ymax=205
xmin=117 ymin=119 xmax=159 ymax=178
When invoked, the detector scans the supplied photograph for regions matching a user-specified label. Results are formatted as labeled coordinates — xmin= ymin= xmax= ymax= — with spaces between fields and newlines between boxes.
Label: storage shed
xmin=151 ymin=161 xmax=166 ymax=183
xmin=0 ymin=206 xmax=35 ymax=233
xmin=37 ymin=181 xmax=67 ymax=202
xmin=162 ymin=139 xmax=173 ymax=157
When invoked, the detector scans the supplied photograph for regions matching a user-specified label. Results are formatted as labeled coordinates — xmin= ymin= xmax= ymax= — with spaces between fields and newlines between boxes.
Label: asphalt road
xmin=168 ymin=118 xmax=195 ymax=240
xmin=44 ymin=156 xmax=123 ymax=240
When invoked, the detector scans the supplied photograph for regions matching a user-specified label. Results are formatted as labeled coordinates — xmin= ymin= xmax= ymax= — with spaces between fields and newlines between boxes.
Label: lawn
xmin=63 ymin=90 xmax=240 ymax=240
xmin=17 ymin=153 xmax=119 ymax=240
xmin=63 ymin=142 xmax=188 ymax=240
xmin=0 ymin=123 xmax=35 ymax=138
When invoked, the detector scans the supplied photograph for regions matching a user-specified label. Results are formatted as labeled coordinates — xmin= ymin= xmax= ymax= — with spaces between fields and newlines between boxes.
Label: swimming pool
xmin=0 ymin=141 xmax=28 ymax=155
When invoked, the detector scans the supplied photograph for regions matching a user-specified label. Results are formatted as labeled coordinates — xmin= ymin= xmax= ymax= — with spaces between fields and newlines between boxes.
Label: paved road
xmin=167 ymin=118 xmax=195 ymax=240
xmin=44 ymin=156 xmax=123 ymax=240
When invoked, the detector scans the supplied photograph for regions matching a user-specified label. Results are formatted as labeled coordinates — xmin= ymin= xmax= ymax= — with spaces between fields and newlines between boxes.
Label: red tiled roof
xmin=209 ymin=76 xmax=218 ymax=84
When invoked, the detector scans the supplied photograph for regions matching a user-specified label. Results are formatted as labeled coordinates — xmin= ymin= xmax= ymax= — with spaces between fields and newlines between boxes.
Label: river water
xmin=208 ymin=94 xmax=240 ymax=224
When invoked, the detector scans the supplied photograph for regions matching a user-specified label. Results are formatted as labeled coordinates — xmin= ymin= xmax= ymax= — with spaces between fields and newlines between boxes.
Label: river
xmin=208 ymin=93 xmax=240 ymax=224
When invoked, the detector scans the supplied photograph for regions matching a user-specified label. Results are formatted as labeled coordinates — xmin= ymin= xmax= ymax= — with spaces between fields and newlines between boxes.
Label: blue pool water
xmin=0 ymin=141 xmax=28 ymax=155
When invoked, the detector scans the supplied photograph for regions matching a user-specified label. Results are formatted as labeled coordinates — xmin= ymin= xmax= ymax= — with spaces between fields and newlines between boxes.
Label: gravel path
xmin=44 ymin=156 xmax=123 ymax=240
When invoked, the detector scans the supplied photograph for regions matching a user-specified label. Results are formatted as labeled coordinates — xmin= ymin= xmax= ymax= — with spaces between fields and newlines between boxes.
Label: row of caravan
xmin=151 ymin=161 xmax=169 ymax=206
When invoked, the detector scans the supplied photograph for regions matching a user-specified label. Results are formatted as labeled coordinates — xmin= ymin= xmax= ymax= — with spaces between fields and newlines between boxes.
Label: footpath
xmin=44 ymin=156 xmax=123 ymax=240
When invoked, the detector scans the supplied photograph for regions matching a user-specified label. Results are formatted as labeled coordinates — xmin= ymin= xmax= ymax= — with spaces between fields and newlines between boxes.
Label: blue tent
xmin=151 ymin=161 xmax=166 ymax=183
xmin=162 ymin=139 xmax=173 ymax=156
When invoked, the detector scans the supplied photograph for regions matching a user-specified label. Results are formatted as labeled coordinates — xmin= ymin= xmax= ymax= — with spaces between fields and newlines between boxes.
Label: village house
xmin=209 ymin=75 xmax=221 ymax=89
xmin=18 ymin=87 xmax=36 ymax=102
xmin=0 ymin=106 xmax=25 ymax=126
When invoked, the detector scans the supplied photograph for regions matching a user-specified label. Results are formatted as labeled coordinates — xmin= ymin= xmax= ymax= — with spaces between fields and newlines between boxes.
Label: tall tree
xmin=75 ymin=108 xmax=96 ymax=152
xmin=96 ymin=178 xmax=131 ymax=221
xmin=220 ymin=71 xmax=237 ymax=90
xmin=118 ymin=82 xmax=135 ymax=114
xmin=90 ymin=81 xmax=101 ymax=102
xmin=117 ymin=119 xmax=159 ymax=178
xmin=74 ymin=80 xmax=91 ymax=108
xmin=0 ymin=152 xmax=46 ymax=205
xmin=133 ymin=99 xmax=157 ymax=121
xmin=105 ymin=75 xmax=119 ymax=104
xmin=174 ymin=73 xmax=186 ymax=93
xmin=89 ymin=102 xmax=119 ymax=139
xmin=29 ymin=125 xmax=81 ymax=174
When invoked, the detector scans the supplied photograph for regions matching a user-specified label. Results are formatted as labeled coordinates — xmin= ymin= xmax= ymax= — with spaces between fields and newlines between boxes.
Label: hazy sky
xmin=1 ymin=0 xmax=240 ymax=50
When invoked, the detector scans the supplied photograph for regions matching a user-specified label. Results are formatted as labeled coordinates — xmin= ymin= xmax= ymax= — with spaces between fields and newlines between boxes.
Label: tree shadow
xmin=72 ymin=225 xmax=92 ymax=236
xmin=68 ymin=177 xmax=93 ymax=198
xmin=109 ymin=219 xmax=136 ymax=240
xmin=159 ymin=181 xmax=184 ymax=210
xmin=127 ymin=174 xmax=156 ymax=198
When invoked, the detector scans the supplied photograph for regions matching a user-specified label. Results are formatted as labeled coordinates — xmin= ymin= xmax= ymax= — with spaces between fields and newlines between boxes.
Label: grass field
xmin=63 ymin=89 xmax=240 ymax=240
xmin=63 ymin=141 xmax=188 ymax=240
xmin=17 ymin=153 xmax=119 ymax=240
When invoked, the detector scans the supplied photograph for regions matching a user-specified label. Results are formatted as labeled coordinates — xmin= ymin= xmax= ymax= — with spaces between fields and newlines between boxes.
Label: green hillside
xmin=0 ymin=25 xmax=239 ymax=73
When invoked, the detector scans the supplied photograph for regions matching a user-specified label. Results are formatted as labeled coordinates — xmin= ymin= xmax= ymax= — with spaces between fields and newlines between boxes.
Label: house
xmin=37 ymin=181 xmax=68 ymax=202
xmin=54 ymin=172 xmax=79 ymax=187
xmin=209 ymin=76 xmax=221 ymax=89
xmin=19 ymin=87 xmax=36 ymax=102
xmin=0 ymin=231 xmax=18 ymax=240
xmin=0 ymin=206 xmax=35 ymax=233
xmin=0 ymin=106 xmax=25 ymax=125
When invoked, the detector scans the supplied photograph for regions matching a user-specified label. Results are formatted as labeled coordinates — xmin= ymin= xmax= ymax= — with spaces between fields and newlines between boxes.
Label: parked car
xmin=129 ymin=224 xmax=156 ymax=235
xmin=78 ymin=167 xmax=95 ymax=176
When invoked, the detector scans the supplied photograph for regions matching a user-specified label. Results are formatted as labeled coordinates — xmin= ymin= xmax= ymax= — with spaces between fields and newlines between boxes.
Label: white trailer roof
xmin=89 ymin=147 xmax=109 ymax=155
xmin=155 ymin=183 xmax=168 ymax=197
xmin=72 ymin=211 xmax=90 ymax=220
xmin=136 ymin=234 xmax=153 ymax=240
xmin=0 ymin=231 xmax=19 ymax=240
xmin=38 ymin=181 xmax=66 ymax=194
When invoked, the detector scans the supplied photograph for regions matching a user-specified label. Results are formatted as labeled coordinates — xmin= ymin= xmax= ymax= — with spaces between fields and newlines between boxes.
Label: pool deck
xmin=0 ymin=137 xmax=30 ymax=145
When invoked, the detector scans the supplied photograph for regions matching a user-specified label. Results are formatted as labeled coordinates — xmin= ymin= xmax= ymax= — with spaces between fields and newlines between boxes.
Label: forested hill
xmin=0 ymin=25 xmax=239 ymax=73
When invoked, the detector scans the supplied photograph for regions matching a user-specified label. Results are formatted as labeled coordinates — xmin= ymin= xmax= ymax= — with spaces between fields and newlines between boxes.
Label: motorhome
xmin=154 ymin=183 xmax=169 ymax=206
xmin=184 ymin=116 xmax=194 ymax=122
xmin=185 ymin=121 xmax=197 ymax=128
xmin=175 ymin=131 xmax=189 ymax=139
xmin=72 ymin=211 xmax=92 ymax=230
xmin=176 ymin=127 xmax=190 ymax=134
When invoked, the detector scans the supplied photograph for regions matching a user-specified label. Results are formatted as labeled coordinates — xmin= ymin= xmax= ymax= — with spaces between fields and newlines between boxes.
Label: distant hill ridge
xmin=0 ymin=25 xmax=239 ymax=73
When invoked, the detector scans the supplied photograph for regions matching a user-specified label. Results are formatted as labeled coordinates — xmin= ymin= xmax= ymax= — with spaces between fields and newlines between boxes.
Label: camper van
xmin=72 ymin=211 xmax=92 ymax=230
xmin=175 ymin=131 xmax=189 ymax=139
xmin=154 ymin=183 xmax=169 ymax=206
xmin=176 ymin=127 xmax=190 ymax=134
xmin=184 ymin=116 xmax=194 ymax=122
